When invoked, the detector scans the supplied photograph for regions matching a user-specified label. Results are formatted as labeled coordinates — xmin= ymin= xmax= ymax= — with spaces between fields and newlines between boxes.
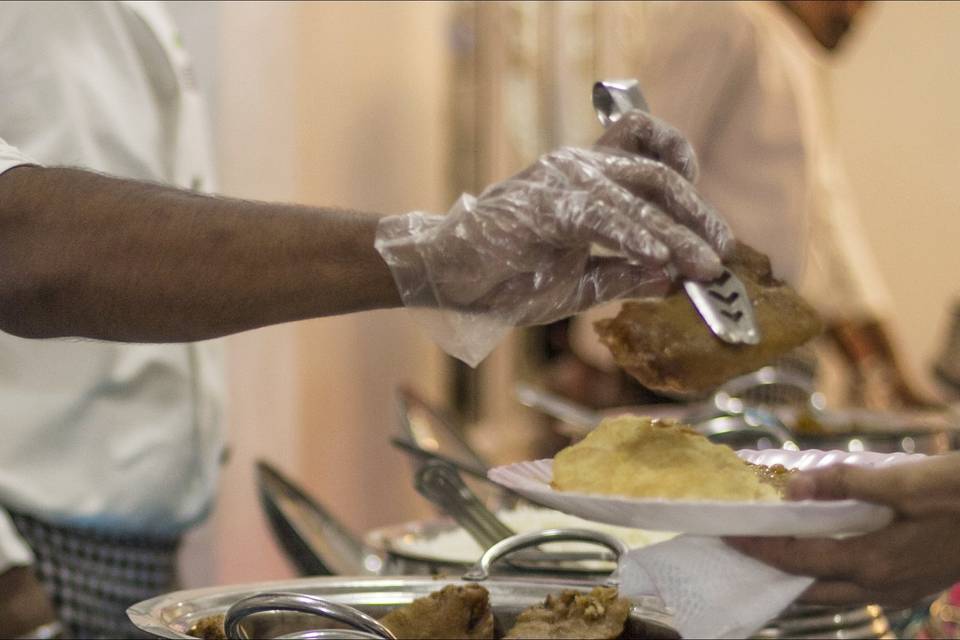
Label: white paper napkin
xmin=619 ymin=535 xmax=814 ymax=639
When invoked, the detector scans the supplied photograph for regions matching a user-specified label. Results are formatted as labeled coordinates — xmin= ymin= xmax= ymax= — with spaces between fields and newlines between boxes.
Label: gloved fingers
xmin=578 ymin=198 xmax=671 ymax=268
xmin=594 ymin=110 xmax=700 ymax=183
xmin=551 ymin=183 xmax=671 ymax=269
xmin=585 ymin=224 xmax=671 ymax=270
xmin=511 ymin=256 xmax=673 ymax=327
xmin=574 ymin=256 xmax=674 ymax=309
xmin=547 ymin=157 xmax=724 ymax=279
xmin=601 ymin=154 xmax=735 ymax=259
xmin=544 ymin=147 xmax=731 ymax=260
xmin=630 ymin=202 xmax=725 ymax=280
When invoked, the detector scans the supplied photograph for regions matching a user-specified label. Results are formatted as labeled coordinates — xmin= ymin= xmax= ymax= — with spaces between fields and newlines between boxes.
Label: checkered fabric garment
xmin=9 ymin=510 xmax=181 ymax=639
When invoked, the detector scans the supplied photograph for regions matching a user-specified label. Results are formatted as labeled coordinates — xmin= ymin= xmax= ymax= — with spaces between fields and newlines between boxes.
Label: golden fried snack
xmin=379 ymin=584 xmax=494 ymax=640
xmin=551 ymin=416 xmax=781 ymax=501
xmin=505 ymin=586 xmax=630 ymax=639
xmin=188 ymin=615 xmax=225 ymax=640
xmin=594 ymin=243 xmax=822 ymax=395
xmin=747 ymin=462 xmax=796 ymax=495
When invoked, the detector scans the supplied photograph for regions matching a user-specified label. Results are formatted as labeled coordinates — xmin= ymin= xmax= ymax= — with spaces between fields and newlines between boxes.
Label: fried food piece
xmin=748 ymin=462 xmax=796 ymax=496
xmin=551 ymin=416 xmax=781 ymax=502
xmin=594 ymin=243 xmax=822 ymax=396
xmin=379 ymin=584 xmax=494 ymax=639
xmin=505 ymin=586 xmax=630 ymax=639
xmin=188 ymin=614 xmax=225 ymax=640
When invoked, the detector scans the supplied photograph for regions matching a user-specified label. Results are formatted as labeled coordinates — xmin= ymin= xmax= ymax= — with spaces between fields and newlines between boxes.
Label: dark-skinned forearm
xmin=0 ymin=166 xmax=402 ymax=341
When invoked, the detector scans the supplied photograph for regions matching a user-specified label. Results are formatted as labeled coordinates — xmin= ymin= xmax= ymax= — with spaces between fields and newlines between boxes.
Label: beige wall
xmin=290 ymin=0 xmax=449 ymax=534
xmin=203 ymin=1 xmax=450 ymax=585
xmin=212 ymin=1 xmax=303 ymax=585
xmin=830 ymin=0 xmax=960 ymax=392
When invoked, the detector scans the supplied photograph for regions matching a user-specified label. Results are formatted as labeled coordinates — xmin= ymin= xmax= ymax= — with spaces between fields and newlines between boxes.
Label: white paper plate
xmin=488 ymin=449 xmax=926 ymax=537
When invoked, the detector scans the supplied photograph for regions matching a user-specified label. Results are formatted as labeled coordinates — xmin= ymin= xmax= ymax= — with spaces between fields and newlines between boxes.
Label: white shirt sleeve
xmin=0 ymin=136 xmax=38 ymax=175
xmin=0 ymin=508 xmax=33 ymax=573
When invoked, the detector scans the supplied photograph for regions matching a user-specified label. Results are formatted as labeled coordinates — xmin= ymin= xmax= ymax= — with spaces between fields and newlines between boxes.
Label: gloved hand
xmin=375 ymin=110 xmax=734 ymax=366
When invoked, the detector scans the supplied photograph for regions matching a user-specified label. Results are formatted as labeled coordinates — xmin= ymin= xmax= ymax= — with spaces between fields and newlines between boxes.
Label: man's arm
xmin=0 ymin=109 xmax=734 ymax=349
xmin=0 ymin=166 xmax=401 ymax=342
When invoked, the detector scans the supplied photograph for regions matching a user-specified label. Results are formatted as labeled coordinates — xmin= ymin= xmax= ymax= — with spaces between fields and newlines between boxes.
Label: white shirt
xmin=635 ymin=0 xmax=892 ymax=319
xmin=572 ymin=0 xmax=892 ymax=368
xmin=0 ymin=1 xmax=225 ymax=571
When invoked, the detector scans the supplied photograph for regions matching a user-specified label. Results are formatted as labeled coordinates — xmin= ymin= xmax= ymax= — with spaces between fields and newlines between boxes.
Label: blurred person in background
xmin=632 ymin=0 xmax=932 ymax=408
xmin=561 ymin=0 xmax=936 ymax=412
xmin=0 ymin=2 xmax=734 ymax=637
xmin=631 ymin=0 xmax=959 ymax=619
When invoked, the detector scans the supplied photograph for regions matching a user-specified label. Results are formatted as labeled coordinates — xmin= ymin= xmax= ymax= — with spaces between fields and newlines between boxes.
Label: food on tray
xmin=551 ymin=415 xmax=789 ymax=501
xmin=594 ymin=242 xmax=822 ymax=395
xmin=505 ymin=586 xmax=631 ymax=639
xmin=188 ymin=614 xmax=225 ymax=640
xmin=380 ymin=583 xmax=495 ymax=639
xmin=185 ymin=585 xmax=643 ymax=640
xmin=746 ymin=462 xmax=795 ymax=495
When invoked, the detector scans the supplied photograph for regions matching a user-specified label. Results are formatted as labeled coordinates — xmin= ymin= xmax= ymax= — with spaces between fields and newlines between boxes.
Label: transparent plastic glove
xmin=593 ymin=108 xmax=702 ymax=185
xmin=375 ymin=115 xmax=734 ymax=366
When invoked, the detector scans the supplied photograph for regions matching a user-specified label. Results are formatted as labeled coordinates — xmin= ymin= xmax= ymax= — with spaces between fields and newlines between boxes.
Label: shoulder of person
xmin=645 ymin=0 xmax=760 ymax=58
xmin=638 ymin=0 xmax=763 ymax=99
xmin=0 ymin=1 xmax=121 ymax=48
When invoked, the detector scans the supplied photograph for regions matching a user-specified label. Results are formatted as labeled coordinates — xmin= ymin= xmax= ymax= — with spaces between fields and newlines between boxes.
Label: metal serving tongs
xmin=415 ymin=461 xmax=616 ymax=569
xmin=257 ymin=461 xmax=384 ymax=577
xmin=414 ymin=460 xmax=515 ymax=551
xmin=593 ymin=79 xmax=761 ymax=345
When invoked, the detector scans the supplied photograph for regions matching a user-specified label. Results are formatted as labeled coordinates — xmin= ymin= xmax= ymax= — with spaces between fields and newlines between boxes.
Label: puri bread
xmin=594 ymin=243 xmax=822 ymax=396
xmin=551 ymin=415 xmax=781 ymax=502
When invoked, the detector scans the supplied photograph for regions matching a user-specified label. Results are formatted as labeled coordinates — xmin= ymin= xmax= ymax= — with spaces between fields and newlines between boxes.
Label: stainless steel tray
xmin=128 ymin=575 xmax=676 ymax=639
xmin=130 ymin=525 xmax=893 ymax=640
xmin=129 ymin=529 xmax=676 ymax=639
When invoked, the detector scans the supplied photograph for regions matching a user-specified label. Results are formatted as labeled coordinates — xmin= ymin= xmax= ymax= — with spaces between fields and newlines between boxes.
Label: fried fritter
xmin=188 ymin=614 xmax=225 ymax=640
xmin=748 ymin=462 xmax=796 ymax=496
xmin=551 ymin=416 xmax=781 ymax=502
xmin=379 ymin=584 xmax=494 ymax=640
xmin=505 ymin=586 xmax=630 ymax=639
xmin=594 ymin=243 xmax=822 ymax=396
